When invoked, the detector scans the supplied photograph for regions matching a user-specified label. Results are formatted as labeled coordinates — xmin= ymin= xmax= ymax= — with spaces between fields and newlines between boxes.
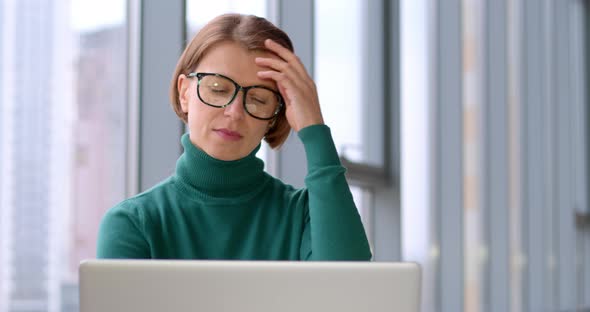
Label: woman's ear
xmin=177 ymin=74 xmax=189 ymax=113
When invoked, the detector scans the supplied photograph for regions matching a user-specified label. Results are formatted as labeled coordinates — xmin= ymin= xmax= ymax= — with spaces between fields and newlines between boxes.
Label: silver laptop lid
xmin=80 ymin=260 xmax=421 ymax=312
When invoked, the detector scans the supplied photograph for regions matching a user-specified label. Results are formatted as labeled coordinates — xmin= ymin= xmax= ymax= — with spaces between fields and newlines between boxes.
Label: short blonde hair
xmin=170 ymin=13 xmax=293 ymax=149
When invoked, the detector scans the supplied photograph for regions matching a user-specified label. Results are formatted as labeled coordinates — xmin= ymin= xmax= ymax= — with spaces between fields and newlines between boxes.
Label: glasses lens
xmin=245 ymin=88 xmax=280 ymax=119
xmin=198 ymin=75 xmax=236 ymax=107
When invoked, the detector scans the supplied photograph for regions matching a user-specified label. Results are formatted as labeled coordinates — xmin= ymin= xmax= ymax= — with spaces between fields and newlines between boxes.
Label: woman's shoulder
xmin=264 ymin=173 xmax=309 ymax=205
xmin=103 ymin=177 xmax=176 ymax=219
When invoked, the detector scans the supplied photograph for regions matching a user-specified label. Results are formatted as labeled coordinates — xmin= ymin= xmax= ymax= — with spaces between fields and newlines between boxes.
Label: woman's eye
xmin=252 ymin=97 xmax=267 ymax=105
xmin=210 ymin=88 xmax=229 ymax=94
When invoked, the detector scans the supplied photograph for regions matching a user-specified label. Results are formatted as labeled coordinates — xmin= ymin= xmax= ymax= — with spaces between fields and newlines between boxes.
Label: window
xmin=462 ymin=0 xmax=484 ymax=310
xmin=314 ymin=0 xmax=385 ymax=168
xmin=315 ymin=0 xmax=365 ymax=164
xmin=402 ymin=0 xmax=590 ymax=311
xmin=186 ymin=0 xmax=267 ymax=37
xmin=313 ymin=0 xmax=389 ymax=250
xmin=0 ymin=0 xmax=128 ymax=311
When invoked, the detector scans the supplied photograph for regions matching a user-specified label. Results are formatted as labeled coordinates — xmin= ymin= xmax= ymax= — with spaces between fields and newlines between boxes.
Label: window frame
xmin=270 ymin=0 xmax=400 ymax=261
xmin=135 ymin=0 xmax=185 ymax=194
xmin=134 ymin=0 xmax=402 ymax=261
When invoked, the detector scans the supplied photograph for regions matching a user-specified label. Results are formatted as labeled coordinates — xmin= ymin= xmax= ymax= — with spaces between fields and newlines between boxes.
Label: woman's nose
xmin=223 ymin=91 xmax=246 ymax=120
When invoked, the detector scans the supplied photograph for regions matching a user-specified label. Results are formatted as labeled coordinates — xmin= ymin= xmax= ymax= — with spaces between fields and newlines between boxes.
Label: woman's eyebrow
xmin=244 ymin=80 xmax=277 ymax=91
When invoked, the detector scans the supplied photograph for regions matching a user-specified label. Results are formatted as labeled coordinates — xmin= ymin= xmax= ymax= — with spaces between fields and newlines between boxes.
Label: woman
xmin=97 ymin=13 xmax=371 ymax=261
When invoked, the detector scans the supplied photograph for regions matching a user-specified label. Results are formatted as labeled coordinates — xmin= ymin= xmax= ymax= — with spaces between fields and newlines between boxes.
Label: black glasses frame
xmin=187 ymin=72 xmax=284 ymax=120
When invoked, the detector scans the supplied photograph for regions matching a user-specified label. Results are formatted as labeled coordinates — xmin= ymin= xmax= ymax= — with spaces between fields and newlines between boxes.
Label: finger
xmin=264 ymin=39 xmax=312 ymax=80
xmin=256 ymin=56 xmax=314 ymax=93
xmin=264 ymin=39 xmax=295 ymax=62
xmin=255 ymin=57 xmax=289 ymax=73
xmin=257 ymin=68 xmax=308 ymax=97
xmin=257 ymin=70 xmax=302 ymax=104
xmin=255 ymin=56 xmax=310 ymax=88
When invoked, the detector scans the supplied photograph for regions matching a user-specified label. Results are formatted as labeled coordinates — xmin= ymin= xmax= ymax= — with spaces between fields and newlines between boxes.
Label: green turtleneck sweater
xmin=97 ymin=125 xmax=371 ymax=261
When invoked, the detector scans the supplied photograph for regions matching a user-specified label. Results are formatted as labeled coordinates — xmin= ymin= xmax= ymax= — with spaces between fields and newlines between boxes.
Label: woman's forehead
xmin=195 ymin=42 xmax=279 ymax=88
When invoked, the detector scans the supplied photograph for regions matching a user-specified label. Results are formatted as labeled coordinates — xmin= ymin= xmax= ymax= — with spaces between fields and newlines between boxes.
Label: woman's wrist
xmin=298 ymin=125 xmax=341 ymax=171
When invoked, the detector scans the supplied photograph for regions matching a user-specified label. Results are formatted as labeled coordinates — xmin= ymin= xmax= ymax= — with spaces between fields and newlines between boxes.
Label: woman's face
xmin=177 ymin=41 xmax=281 ymax=161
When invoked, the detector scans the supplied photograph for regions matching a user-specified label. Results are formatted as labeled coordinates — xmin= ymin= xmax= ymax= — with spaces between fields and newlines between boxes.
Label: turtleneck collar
xmin=174 ymin=133 xmax=266 ymax=198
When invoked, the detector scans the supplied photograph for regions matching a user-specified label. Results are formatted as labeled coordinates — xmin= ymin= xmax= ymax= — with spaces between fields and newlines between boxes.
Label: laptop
xmin=79 ymin=260 xmax=421 ymax=312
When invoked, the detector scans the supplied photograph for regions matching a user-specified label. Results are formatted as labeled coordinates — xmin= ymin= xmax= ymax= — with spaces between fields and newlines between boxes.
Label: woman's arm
xmin=96 ymin=203 xmax=151 ymax=259
xmin=256 ymin=38 xmax=370 ymax=261
xmin=298 ymin=125 xmax=372 ymax=261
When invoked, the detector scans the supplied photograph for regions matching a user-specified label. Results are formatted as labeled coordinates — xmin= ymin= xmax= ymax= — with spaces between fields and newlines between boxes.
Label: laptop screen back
xmin=79 ymin=260 xmax=420 ymax=312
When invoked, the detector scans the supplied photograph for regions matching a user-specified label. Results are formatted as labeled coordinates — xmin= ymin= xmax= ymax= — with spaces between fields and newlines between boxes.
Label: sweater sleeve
xmin=96 ymin=202 xmax=151 ymax=259
xmin=297 ymin=124 xmax=372 ymax=261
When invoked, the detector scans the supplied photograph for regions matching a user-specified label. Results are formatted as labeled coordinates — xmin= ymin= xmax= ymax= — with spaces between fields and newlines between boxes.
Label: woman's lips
xmin=214 ymin=128 xmax=243 ymax=141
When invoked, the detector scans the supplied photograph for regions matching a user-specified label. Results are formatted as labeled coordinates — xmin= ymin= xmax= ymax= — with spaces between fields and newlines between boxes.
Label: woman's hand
xmin=256 ymin=39 xmax=324 ymax=132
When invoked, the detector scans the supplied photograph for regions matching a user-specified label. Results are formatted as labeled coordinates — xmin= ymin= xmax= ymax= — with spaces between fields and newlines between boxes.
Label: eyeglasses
xmin=187 ymin=72 xmax=284 ymax=120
